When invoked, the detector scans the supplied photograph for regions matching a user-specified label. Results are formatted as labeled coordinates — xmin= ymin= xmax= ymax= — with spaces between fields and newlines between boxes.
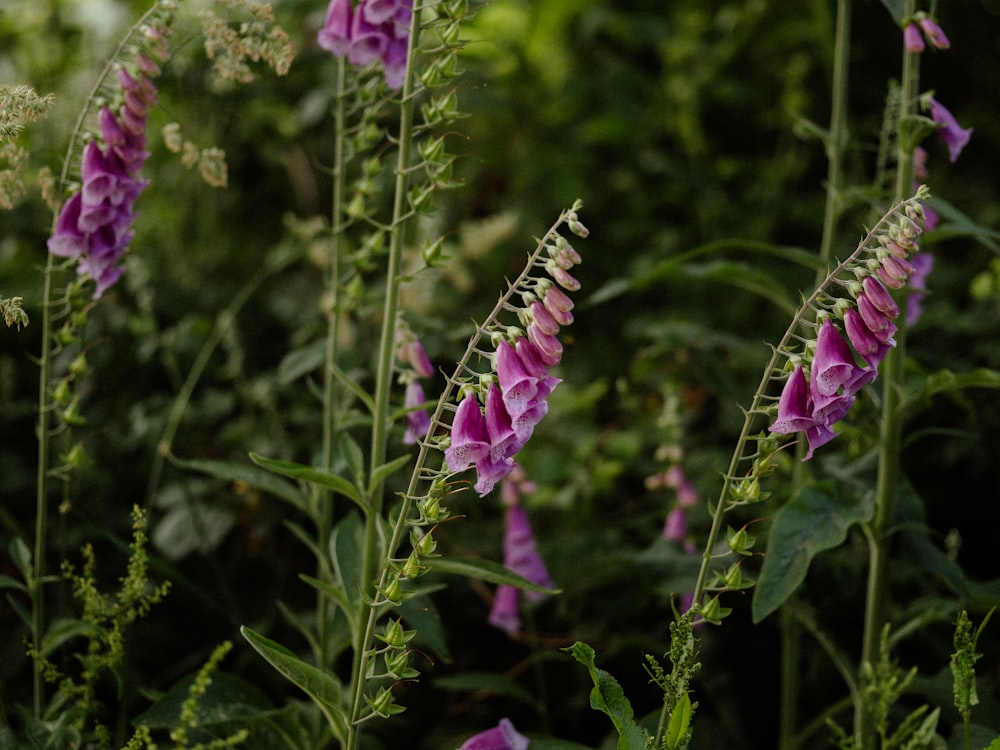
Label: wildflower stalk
xmin=817 ymin=0 xmax=852 ymax=270
xmin=346 ymin=11 xmax=424 ymax=748
xmin=686 ymin=191 xmax=926 ymax=631
xmin=346 ymin=204 xmax=582 ymax=745
xmin=856 ymin=1 xmax=919 ymax=743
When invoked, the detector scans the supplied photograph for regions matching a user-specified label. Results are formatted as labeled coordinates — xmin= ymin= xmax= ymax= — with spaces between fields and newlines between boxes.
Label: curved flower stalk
xmin=686 ymin=189 xmax=929 ymax=628
xmin=344 ymin=204 xmax=587 ymax=737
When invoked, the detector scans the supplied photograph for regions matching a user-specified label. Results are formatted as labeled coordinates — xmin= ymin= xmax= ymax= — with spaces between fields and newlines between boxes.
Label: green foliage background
xmin=2 ymin=0 xmax=1000 ymax=747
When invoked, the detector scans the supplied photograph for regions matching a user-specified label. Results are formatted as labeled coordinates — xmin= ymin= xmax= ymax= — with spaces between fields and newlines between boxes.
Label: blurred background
xmin=2 ymin=0 xmax=1000 ymax=747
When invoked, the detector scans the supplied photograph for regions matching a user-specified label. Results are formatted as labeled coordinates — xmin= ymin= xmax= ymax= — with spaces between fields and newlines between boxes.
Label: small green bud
xmin=726 ymin=526 xmax=756 ymax=556
xmin=380 ymin=576 xmax=402 ymax=606
xmin=698 ymin=596 xmax=732 ymax=626
xmin=367 ymin=687 xmax=405 ymax=718
xmin=377 ymin=618 xmax=417 ymax=648
xmin=411 ymin=529 xmax=437 ymax=557
xmin=401 ymin=550 xmax=423 ymax=579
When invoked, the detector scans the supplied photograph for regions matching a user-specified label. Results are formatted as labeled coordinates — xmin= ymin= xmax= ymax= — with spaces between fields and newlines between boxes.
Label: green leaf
xmin=169 ymin=456 xmax=308 ymax=512
xmin=907 ymin=367 xmax=1000 ymax=406
xmin=277 ymin=340 xmax=325 ymax=384
xmin=330 ymin=512 xmax=366 ymax=610
xmin=565 ymin=641 xmax=650 ymax=750
xmin=427 ymin=556 xmax=560 ymax=596
xmin=432 ymin=672 xmax=537 ymax=705
xmin=339 ymin=433 xmax=366 ymax=489
xmin=40 ymin=617 xmax=96 ymax=657
xmin=664 ymin=690 xmax=693 ymax=750
xmin=240 ymin=626 xmax=349 ymax=742
xmin=752 ymin=482 xmax=873 ymax=623
xmin=368 ymin=453 xmax=412 ymax=498
xmin=0 ymin=574 xmax=26 ymax=593
xmin=9 ymin=537 xmax=31 ymax=582
xmin=249 ymin=452 xmax=367 ymax=513
xmin=879 ymin=0 xmax=905 ymax=23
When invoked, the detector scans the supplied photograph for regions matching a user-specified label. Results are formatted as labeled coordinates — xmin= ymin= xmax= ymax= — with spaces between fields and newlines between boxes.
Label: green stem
xmin=345 ymin=206 xmax=579 ymax=746
xmin=317 ymin=54 xmax=348 ymax=674
xmin=855 ymin=4 xmax=918 ymax=745
xmin=31 ymin=254 xmax=56 ymax=719
xmin=817 ymin=0 xmax=852 ymax=271
xmin=347 ymin=16 xmax=424 ymax=750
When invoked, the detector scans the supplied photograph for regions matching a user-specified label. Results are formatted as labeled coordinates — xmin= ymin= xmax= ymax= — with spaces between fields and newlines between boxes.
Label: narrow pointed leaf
xmin=240 ymin=626 xmax=349 ymax=742
xmin=168 ymin=456 xmax=308 ymax=512
xmin=368 ymin=454 xmax=412 ymax=498
xmin=249 ymin=452 xmax=367 ymax=513
xmin=427 ymin=556 xmax=560 ymax=596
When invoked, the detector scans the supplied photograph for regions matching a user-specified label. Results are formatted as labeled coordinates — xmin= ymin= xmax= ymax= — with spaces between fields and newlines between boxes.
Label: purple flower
xmin=495 ymin=339 xmax=538 ymax=418
xmin=487 ymin=585 xmax=521 ymax=636
xmin=501 ymin=504 xmax=554 ymax=602
xmin=318 ymin=0 xmax=353 ymax=56
xmin=918 ymin=15 xmax=950 ymax=50
xmin=317 ymin=0 xmax=412 ymax=90
xmin=905 ymin=252 xmax=934 ymax=326
xmin=903 ymin=21 xmax=925 ymax=53
xmin=929 ymin=98 xmax=973 ymax=163
xmin=403 ymin=379 xmax=430 ymax=445
xmin=488 ymin=498 xmax=554 ymax=634
xmin=662 ymin=506 xmax=687 ymax=542
xmin=861 ymin=275 xmax=900 ymax=318
xmin=47 ymin=59 xmax=161 ymax=299
xmin=445 ymin=393 xmax=491 ymax=472
xmin=844 ymin=309 xmax=879 ymax=358
xmin=811 ymin=320 xmax=868 ymax=397
xmin=769 ymin=365 xmax=814 ymax=435
xmin=458 ymin=718 xmax=529 ymax=750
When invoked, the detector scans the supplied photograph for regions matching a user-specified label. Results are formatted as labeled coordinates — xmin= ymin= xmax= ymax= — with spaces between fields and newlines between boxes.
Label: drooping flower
xmin=905 ymin=252 xmax=934 ymax=326
xmin=770 ymin=365 xmax=814 ymax=435
xmin=403 ymin=379 xmax=430 ymax=445
xmin=903 ymin=21 xmax=925 ymax=53
xmin=488 ymin=471 xmax=554 ymax=635
xmin=929 ymin=98 xmax=973 ymax=163
xmin=317 ymin=0 xmax=353 ymax=56
xmin=317 ymin=0 xmax=412 ymax=90
xmin=445 ymin=393 xmax=491 ymax=472
xmin=917 ymin=14 xmax=950 ymax=50
xmin=458 ymin=718 xmax=530 ymax=750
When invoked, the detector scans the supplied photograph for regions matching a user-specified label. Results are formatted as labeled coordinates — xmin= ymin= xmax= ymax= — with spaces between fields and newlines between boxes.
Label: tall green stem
xmin=347 ymin=14 xmax=423 ymax=749
xmin=855 ymin=2 xmax=918 ymax=744
xmin=31 ymin=254 xmax=56 ymax=719
xmin=817 ymin=0 xmax=852 ymax=270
